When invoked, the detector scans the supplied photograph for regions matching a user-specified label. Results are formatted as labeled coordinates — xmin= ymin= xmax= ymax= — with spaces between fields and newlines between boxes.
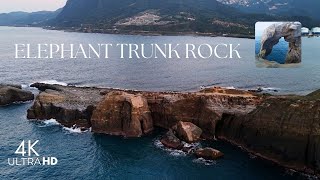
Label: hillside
xmin=49 ymin=0 xmax=319 ymax=36
xmin=217 ymin=0 xmax=320 ymax=21
xmin=0 ymin=0 xmax=318 ymax=36
xmin=0 ymin=9 xmax=61 ymax=26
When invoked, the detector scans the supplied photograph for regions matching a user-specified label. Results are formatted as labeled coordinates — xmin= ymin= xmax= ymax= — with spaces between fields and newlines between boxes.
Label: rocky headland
xmin=0 ymin=84 xmax=34 ymax=106
xmin=25 ymin=83 xmax=320 ymax=177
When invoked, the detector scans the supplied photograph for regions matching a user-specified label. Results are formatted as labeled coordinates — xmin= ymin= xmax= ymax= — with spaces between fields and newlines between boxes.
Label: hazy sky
xmin=0 ymin=0 xmax=67 ymax=13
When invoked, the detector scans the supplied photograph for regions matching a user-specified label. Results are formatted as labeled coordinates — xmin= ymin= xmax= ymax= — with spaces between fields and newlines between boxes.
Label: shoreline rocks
xmin=91 ymin=91 xmax=153 ymax=137
xmin=176 ymin=121 xmax=203 ymax=143
xmin=26 ymin=83 xmax=320 ymax=177
xmin=195 ymin=148 xmax=224 ymax=160
xmin=160 ymin=130 xmax=183 ymax=150
xmin=0 ymin=84 xmax=34 ymax=106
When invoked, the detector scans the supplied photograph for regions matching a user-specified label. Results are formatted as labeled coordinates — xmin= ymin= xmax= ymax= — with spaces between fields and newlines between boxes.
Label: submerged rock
xmin=195 ymin=148 xmax=224 ymax=160
xmin=0 ymin=85 xmax=34 ymax=106
xmin=91 ymin=91 xmax=153 ymax=137
xmin=176 ymin=121 xmax=203 ymax=143
xmin=160 ymin=130 xmax=183 ymax=149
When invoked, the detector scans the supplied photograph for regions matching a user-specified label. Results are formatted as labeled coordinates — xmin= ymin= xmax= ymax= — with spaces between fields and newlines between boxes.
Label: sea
xmin=1 ymin=26 xmax=320 ymax=179
xmin=255 ymin=36 xmax=289 ymax=64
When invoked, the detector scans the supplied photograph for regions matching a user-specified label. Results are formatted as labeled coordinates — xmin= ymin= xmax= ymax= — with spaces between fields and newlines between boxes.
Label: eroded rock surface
xmin=259 ymin=22 xmax=301 ymax=64
xmin=216 ymin=94 xmax=320 ymax=175
xmin=26 ymin=83 xmax=320 ymax=176
xmin=0 ymin=84 xmax=34 ymax=106
xmin=176 ymin=121 xmax=203 ymax=143
xmin=91 ymin=91 xmax=153 ymax=137
xmin=160 ymin=130 xmax=183 ymax=149
xmin=195 ymin=148 xmax=224 ymax=160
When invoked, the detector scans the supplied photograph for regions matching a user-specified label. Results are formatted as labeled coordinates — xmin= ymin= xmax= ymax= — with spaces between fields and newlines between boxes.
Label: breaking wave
xmin=192 ymin=157 xmax=216 ymax=166
xmin=37 ymin=80 xmax=68 ymax=86
xmin=154 ymin=139 xmax=187 ymax=157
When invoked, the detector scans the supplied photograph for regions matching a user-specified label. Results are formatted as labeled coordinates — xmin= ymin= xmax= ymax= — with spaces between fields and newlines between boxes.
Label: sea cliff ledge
xmin=26 ymin=83 xmax=320 ymax=177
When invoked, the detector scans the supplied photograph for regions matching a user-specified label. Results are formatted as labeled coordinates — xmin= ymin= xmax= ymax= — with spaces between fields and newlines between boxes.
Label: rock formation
xmin=176 ymin=121 xmax=203 ymax=143
xmin=160 ymin=130 xmax=183 ymax=150
xmin=26 ymin=83 xmax=320 ymax=177
xmin=216 ymin=94 xmax=320 ymax=175
xmin=195 ymin=148 xmax=224 ymax=160
xmin=0 ymin=84 xmax=34 ymax=106
xmin=259 ymin=22 xmax=302 ymax=64
xmin=90 ymin=91 xmax=153 ymax=137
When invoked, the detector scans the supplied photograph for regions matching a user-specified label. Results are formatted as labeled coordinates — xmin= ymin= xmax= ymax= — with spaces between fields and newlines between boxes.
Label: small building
xmin=301 ymin=27 xmax=309 ymax=36
xmin=311 ymin=27 xmax=320 ymax=35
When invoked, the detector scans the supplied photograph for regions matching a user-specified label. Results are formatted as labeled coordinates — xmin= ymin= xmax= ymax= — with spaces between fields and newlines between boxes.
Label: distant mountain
xmin=0 ymin=9 xmax=61 ymax=26
xmin=50 ymin=0 xmax=318 ymax=35
xmin=217 ymin=0 xmax=320 ymax=20
xmin=0 ymin=0 xmax=318 ymax=35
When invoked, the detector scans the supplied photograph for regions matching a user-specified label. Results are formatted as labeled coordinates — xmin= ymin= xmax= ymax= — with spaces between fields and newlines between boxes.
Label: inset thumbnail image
xmin=255 ymin=22 xmax=302 ymax=67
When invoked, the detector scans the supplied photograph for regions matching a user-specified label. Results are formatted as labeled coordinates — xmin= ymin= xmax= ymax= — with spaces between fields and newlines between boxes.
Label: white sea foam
xmin=37 ymin=80 xmax=68 ymax=86
xmin=192 ymin=158 xmax=216 ymax=166
xmin=224 ymin=86 xmax=236 ymax=90
xmin=39 ymin=119 xmax=61 ymax=127
xmin=261 ymin=87 xmax=281 ymax=92
xmin=154 ymin=139 xmax=202 ymax=156
xmin=154 ymin=139 xmax=187 ymax=157
xmin=63 ymin=125 xmax=88 ymax=134
xmin=21 ymin=84 xmax=28 ymax=89
xmin=38 ymin=120 xmax=88 ymax=134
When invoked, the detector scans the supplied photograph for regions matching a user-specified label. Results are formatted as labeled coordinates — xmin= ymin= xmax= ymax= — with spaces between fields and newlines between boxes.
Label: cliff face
xmin=90 ymin=91 xmax=153 ymax=137
xmin=27 ymin=83 xmax=320 ymax=176
xmin=27 ymin=83 xmax=259 ymax=138
xmin=216 ymin=96 xmax=320 ymax=174
xmin=0 ymin=85 xmax=34 ymax=106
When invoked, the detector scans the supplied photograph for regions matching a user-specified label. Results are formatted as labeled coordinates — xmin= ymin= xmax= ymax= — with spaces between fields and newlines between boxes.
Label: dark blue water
xmin=0 ymin=103 xmax=305 ymax=179
xmin=0 ymin=27 xmax=320 ymax=179
xmin=255 ymin=36 xmax=289 ymax=64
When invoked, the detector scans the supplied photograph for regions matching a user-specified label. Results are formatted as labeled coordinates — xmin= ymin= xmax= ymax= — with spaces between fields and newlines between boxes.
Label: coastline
xmin=22 ymin=83 xmax=320 ymax=178
xmin=0 ymin=25 xmax=255 ymax=39
xmin=46 ymin=26 xmax=255 ymax=39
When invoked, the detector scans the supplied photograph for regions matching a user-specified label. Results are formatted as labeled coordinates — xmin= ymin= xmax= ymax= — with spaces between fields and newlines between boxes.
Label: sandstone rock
xmin=195 ymin=148 xmax=224 ymax=160
xmin=259 ymin=22 xmax=301 ymax=64
xmin=0 ymin=85 xmax=34 ymax=106
xmin=160 ymin=130 xmax=183 ymax=149
xmin=26 ymin=83 xmax=320 ymax=176
xmin=176 ymin=121 xmax=203 ymax=143
xmin=216 ymin=95 xmax=320 ymax=175
xmin=91 ymin=91 xmax=153 ymax=137
xmin=27 ymin=83 xmax=104 ymax=128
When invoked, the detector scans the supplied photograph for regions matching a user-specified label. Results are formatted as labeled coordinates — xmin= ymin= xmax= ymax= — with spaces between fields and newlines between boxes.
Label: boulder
xmin=195 ymin=148 xmax=224 ymax=160
xmin=91 ymin=91 xmax=153 ymax=137
xmin=176 ymin=121 xmax=203 ymax=143
xmin=160 ymin=130 xmax=183 ymax=149
xmin=0 ymin=85 xmax=34 ymax=106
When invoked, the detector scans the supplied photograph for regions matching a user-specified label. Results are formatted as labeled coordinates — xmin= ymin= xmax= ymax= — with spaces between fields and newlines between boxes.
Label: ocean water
xmin=255 ymin=36 xmax=289 ymax=64
xmin=0 ymin=27 xmax=320 ymax=94
xmin=1 ymin=27 xmax=320 ymax=179
xmin=0 ymin=104 xmax=306 ymax=179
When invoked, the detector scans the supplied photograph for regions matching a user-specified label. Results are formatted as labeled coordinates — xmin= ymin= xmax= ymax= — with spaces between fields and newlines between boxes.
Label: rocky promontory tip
xmin=0 ymin=84 xmax=34 ymax=106
xmin=26 ymin=83 xmax=320 ymax=177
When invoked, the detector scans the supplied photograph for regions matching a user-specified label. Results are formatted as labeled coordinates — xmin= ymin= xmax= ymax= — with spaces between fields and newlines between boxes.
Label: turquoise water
xmin=255 ymin=36 xmax=289 ymax=64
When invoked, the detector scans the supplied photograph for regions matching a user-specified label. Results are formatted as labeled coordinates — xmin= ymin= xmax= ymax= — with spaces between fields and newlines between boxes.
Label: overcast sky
xmin=0 ymin=0 xmax=67 ymax=13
